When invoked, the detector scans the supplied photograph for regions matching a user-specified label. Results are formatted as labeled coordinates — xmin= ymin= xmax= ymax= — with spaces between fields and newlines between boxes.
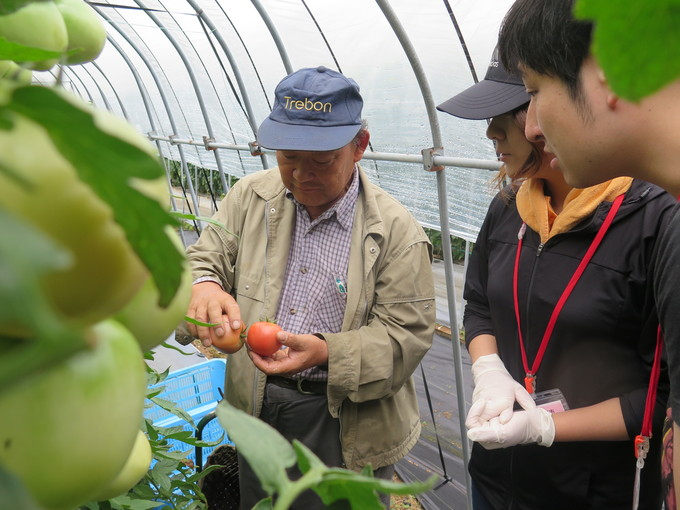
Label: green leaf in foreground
xmin=8 ymin=86 xmax=183 ymax=307
xmin=0 ymin=207 xmax=86 ymax=391
xmin=574 ymin=0 xmax=680 ymax=101
xmin=216 ymin=400 xmax=436 ymax=509
xmin=216 ymin=400 xmax=296 ymax=496
xmin=0 ymin=37 xmax=61 ymax=64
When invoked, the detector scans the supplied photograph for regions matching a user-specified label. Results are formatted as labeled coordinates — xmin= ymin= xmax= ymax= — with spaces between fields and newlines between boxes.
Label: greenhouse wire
xmin=103 ymin=0 xmax=219 ymax=222
xmin=442 ymin=0 xmax=481 ymax=84
xmin=69 ymin=66 xmax=114 ymax=112
xmin=213 ymin=1 xmax=272 ymax=111
xmin=189 ymin=8 xmax=250 ymax=193
xmin=299 ymin=0 xmax=383 ymax=184
xmin=133 ymin=0 xmax=230 ymax=197
xmin=186 ymin=0 xmax=272 ymax=192
xmin=91 ymin=61 xmax=132 ymax=121
xmin=93 ymin=4 xmax=204 ymax=227
xmin=152 ymin=2 xmax=232 ymax=209
xmin=96 ymin=32 xmax=199 ymax=239
xmin=373 ymin=1 xmax=472 ymax=506
xmin=249 ymin=0 xmax=293 ymax=74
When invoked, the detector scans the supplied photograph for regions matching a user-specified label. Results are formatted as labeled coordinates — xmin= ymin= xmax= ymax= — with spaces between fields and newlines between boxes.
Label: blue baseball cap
xmin=256 ymin=66 xmax=363 ymax=151
xmin=437 ymin=46 xmax=529 ymax=120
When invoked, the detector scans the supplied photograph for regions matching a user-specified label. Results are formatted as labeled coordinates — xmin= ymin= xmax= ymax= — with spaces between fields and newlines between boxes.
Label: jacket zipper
xmin=522 ymin=241 xmax=544 ymax=348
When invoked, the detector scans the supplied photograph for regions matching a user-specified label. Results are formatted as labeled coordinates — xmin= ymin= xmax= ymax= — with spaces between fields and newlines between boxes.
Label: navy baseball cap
xmin=437 ymin=46 xmax=529 ymax=120
xmin=256 ymin=66 xmax=363 ymax=151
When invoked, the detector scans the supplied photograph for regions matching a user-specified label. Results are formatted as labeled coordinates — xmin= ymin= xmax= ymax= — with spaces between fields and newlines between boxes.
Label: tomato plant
xmin=0 ymin=107 xmax=150 ymax=331
xmin=246 ymin=321 xmax=283 ymax=356
xmin=0 ymin=319 xmax=147 ymax=510
xmin=0 ymin=1 xmax=67 ymax=70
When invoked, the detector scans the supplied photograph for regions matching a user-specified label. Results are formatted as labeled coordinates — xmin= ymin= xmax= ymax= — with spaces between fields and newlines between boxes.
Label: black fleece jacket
xmin=464 ymin=179 xmax=674 ymax=510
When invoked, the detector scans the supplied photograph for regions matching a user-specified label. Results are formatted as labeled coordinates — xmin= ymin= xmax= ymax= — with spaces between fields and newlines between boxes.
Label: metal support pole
xmin=373 ymin=1 xmax=472 ymax=507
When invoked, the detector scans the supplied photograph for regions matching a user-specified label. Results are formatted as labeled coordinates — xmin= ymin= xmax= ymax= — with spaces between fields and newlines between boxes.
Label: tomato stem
xmin=273 ymin=468 xmax=325 ymax=510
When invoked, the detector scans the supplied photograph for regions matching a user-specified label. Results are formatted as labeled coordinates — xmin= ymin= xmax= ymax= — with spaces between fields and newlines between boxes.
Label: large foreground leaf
xmin=8 ymin=86 xmax=183 ymax=306
xmin=575 ymin=0 xmax=680 ymax=101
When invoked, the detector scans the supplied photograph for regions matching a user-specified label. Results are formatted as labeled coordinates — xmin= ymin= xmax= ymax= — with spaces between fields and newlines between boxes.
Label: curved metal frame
xmin=92 ymin=4 xmax=204 ymax=226
xmin=374 ymin=1 xmax=472 ymax=505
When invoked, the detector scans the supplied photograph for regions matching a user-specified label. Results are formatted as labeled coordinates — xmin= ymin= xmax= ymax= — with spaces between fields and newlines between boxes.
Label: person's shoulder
xmin=233 ymin=168 xmax=285 ymax=199
xmin=629 ymin=179 xmax=675 ymax=206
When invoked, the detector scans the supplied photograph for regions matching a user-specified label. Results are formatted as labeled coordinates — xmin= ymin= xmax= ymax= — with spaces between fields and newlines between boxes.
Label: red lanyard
xmin=512 ymin=193 xmax=625 ymax=394
xmin=633 ymin=326 xmax=663 ymax=509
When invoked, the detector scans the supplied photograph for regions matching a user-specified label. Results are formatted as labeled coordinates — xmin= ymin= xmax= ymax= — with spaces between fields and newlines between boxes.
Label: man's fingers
xmin=224 ymin=299 xmax=242 ymax=330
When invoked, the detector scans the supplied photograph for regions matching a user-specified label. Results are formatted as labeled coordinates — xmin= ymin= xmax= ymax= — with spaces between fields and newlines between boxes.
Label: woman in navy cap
xmin=438 ymin=48 xmax=672 ymax=509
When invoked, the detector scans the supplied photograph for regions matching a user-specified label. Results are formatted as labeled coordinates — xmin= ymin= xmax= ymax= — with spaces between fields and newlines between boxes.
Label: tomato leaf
xmin=171 ymin=211 xmax=239 ymax=239
xmin=316 ymin=467 xmax=435 ymax=508
xmin=0 ymin=37 xmax=61 ymax=64
xmin=7 ymin=86 xmax=183 ymax=307
xmin=215 ymin=400 xmax=296 ymax=495
xmin=574 ymin=0 xmax=680 ymax=101
xmin=252 ymin=500 xmax=274 ymax=510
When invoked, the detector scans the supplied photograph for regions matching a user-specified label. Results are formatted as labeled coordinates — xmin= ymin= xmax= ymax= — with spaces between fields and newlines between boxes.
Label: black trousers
xmin=238 ymin=383 xmax=394 ymax=509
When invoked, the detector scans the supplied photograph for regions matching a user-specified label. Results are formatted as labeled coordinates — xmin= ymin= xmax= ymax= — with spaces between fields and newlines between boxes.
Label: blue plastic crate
xmin=153 ymin=405 xmax=232 ymax=465
xmin=145 ymin=359 xmax=233 ymax=466
xmin=145 ymin=359 xmax=227 ymax=423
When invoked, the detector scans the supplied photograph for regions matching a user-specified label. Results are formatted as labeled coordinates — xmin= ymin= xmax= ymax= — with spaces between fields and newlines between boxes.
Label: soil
xmin=190 ymin=340 xmax=425 ymax=509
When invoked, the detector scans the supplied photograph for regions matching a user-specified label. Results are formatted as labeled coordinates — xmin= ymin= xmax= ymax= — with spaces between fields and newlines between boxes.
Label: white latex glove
xmin=467 ymin=407 xmax=555 ymax=449
xmin=466 ymin=353 xmax=536 ymax=428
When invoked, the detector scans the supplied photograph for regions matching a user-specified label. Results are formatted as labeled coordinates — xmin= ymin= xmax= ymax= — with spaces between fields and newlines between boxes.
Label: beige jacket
xmin=187 ymin=166 xmax=435 ymax=470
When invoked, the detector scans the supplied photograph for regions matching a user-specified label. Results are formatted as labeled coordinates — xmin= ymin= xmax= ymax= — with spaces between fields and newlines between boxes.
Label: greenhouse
xmin=3 ymin=1 xmax=671 ymax=510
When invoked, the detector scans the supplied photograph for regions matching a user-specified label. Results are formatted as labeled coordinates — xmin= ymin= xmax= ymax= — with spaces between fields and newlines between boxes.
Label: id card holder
xmin=533 ymin=388 xmax=569 ymax=413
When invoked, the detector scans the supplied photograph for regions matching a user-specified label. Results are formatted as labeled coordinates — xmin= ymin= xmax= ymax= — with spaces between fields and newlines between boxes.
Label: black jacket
xmin=464 ymin=179 xmax=675 ymax=510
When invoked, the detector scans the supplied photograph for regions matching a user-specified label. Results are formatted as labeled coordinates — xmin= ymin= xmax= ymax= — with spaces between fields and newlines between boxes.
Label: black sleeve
xmin=655 ymin=203 xmax=680 ymax=425
xmin=463 ymin=192 xmax=511 ymax=349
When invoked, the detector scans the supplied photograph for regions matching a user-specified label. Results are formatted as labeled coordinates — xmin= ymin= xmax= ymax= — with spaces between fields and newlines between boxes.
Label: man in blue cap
xmin=184 ymin=66 xmax=435 ymax=509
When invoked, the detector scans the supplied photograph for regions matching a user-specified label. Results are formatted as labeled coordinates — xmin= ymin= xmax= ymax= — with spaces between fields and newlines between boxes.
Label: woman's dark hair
xmin=497 ymin=0 xmax=593 ymax=108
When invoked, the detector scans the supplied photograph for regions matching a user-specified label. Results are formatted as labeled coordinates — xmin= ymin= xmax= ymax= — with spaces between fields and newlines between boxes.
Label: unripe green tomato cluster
xmin=0 ymin=320 xmax=148 ymax=510
xmin=0 ymin=87 xmax=192 ymax=507
xmin=0 ymin=0 xmax=107 ymax=70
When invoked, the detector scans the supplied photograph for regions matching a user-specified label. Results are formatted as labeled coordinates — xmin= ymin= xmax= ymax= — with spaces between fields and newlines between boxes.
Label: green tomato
xmin=0 ymin=319 xmax=147 ymax=510
xmin=114 ymin=229 xmax=193 ymax=352
xmin=0 ymin=60 xmax=33 ymax=86
xmin=91 ymin=429 xmax=152 ymax=501
xmin=0 ymin=112 xmax=149 ymax=331
xmin=0 ymin=1 xmax=68 ymax=70
xmin=55 ymin=0 xmax=107 ymax=65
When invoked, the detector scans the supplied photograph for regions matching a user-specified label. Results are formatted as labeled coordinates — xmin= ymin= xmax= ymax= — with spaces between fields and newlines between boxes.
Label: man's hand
xmin=467 ymin=353 xmax=535 ymax=428
xmin=249 ymin=332 xmax=329 ymax=376
xmin=467 ymin=407 xmax=555 ymax=449
xmin=186 ymin=281 xmax=242 ymax=346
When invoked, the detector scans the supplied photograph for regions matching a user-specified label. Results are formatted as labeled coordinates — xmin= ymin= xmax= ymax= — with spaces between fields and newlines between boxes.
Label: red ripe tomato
xmin=246 ymin=321 xmax=283 ymax=356
xmin=211 ymin=321 xmax=246 ymax=354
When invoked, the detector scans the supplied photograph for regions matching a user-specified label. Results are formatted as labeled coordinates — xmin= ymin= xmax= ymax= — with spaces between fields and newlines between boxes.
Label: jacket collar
xmin=516 ymin=176 xmax=634 ymax=243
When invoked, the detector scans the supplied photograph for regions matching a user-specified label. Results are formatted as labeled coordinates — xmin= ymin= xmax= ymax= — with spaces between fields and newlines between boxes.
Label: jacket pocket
xmin=234 ymin=272 xmax=264 ymax=309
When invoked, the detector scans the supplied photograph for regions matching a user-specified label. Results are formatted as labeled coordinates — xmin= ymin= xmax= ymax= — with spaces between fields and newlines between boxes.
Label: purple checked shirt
xmin=276 ymin=167 xmax=359 ymax=381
